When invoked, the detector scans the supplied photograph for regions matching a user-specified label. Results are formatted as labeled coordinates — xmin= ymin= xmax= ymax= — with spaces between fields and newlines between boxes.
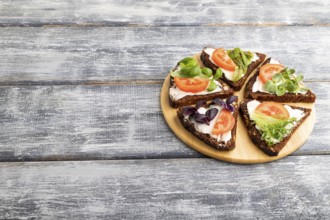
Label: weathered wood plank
xmin=0 ymin=0 xmax=329 ymax=26
xmin=0 ymin=26 xmax=329 ymax=84
xmin=0 ymin=157 xmax=329 ymax=219
xmin=0 ymin=82 xmax=328 ymax=162
xmin=0 ymin=84 xmax=200 ymax=161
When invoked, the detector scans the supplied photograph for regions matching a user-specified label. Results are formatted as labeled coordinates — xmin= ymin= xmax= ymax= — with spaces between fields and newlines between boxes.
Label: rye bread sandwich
xmin=169 ymin=57 xmax=234 ymax=108
xmin=244 ymin=58 xmax=316 ymax=103
xmin=240 ymin=99 xmax=311 ymax=156
xmin=200 ymin=47 xmax=266 ymax=91
xmin=177 ymin=96 xmax=238 ymax=151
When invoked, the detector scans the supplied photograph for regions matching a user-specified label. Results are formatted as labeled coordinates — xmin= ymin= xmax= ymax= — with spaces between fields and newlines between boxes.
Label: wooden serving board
xmin=161 ymin=54 xmax=316 ymax=164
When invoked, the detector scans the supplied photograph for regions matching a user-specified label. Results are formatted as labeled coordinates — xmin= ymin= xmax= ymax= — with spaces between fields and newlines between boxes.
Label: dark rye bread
xmin=200 ymin=48 xmax=266 ymax=91
xmin=244 ymin=58 xmax=316 ymax=103
xmin=168 ymin=64 xmax=234 ymax=108
xmin=239 ymin=99 xmax=311 ymax=156
xmin=177 ymin=102 xmax=238 ymax=151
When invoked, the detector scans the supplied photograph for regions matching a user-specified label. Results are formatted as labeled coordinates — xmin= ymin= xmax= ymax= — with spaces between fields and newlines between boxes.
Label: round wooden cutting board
xmin=161 ymin=54 xmax=316 ymax=164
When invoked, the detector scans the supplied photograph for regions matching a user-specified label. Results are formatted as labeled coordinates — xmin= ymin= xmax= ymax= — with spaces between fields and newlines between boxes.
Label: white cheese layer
xmin=250 ymin=53 xmax=260 ymax=62
xmin=284 ymin=105 xmax=305 ymax=122
xmin=204 ymin=47 xmax=259 ymax=82
xmin=252 ymin=58 xmax=280 ymax=93
xmin=189 ymin=106 xmax=232 ymax=143
xmin=252 ymin=76 xmax=267 ymax=93
xmin=269 ymin=58 xmax=281 ymax=64
xmin=247 ymin=100 xmax=261 ymax=117
xmin=169 ymin=80 xmax=222 ymax=101
xmin=246 ymin=100 xmax=305 ymax=121
xmin=252 ymin=58 xmax=307 ymax=94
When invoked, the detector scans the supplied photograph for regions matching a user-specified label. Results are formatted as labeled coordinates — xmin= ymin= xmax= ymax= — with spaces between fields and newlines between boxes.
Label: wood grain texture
xmin=0 ymin=1 xmax=328 ymax=218
xmin=0 ymin=84 xmax=201 ymax=161
xmin=0 ymin=157 xmax=329 ymax=219
xmin=0 ymin=82 xmax=327 ymax=162
xmin=0 ymin=26 xmax=329 ymax=84
xmin=0 ymin=0 xmax=329 ymax=26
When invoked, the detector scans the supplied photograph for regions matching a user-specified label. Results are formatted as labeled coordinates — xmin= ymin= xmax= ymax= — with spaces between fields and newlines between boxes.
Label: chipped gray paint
xmin=0 ymin=0 xmax=329 ymax=26
xmin=0 ymin=1 xmax=329 ymax=219
xmin=0 ymin=157 xmax=329 ymax=219
xmin=0 ymin=84 xmax=200 ymax=161
xmin=0 ymin=82 xmax=327 ymax=162
xmin=0 ymin=26 xmax=329 ymax=84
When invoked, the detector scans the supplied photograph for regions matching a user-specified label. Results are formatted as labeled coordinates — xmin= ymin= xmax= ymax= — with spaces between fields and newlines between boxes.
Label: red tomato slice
xmin=212 ymin=48 xmax=237 ymax=71
xmin=255 ymin=101 xmax=290 ymax=120
xmin=212 ymin=110 xmax=235 ymax=135
xmin=259 ymin=64 xmax=284 ymax=84
xmin=174 ymin=77 xmax=209 ymax=93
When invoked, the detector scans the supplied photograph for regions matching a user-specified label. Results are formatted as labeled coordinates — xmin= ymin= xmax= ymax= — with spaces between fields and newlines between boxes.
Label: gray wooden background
xmin=0 ymin=1 xmax=329 ymax=219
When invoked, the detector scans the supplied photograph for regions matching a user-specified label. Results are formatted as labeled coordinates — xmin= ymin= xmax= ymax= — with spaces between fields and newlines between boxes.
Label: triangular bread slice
xmin=239 ymin=99 xmax=311 ymax=156
xmin=177 ymin=97 xmax=238 ymax=151
xmin=200 ymin=47 xmax=266 ymax=91
xmin=169 ymin=64 xmax=234 ymax=108
xmin=244 ymin=58 xmax=316 ymax=103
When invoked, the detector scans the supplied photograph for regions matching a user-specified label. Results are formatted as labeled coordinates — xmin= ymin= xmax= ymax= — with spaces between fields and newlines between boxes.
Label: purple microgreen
xmin=222 ymin=102 xmax=229 ymax=109
xmin=196 ymin=100 xmax=207 ymax=109
xmin=189 ymin=98 xmax=236 ymax=125
xmin=210 ymin=97 xmax=236 ymax=112
xmin=193 ymin=112 xmax=210 ymax=125
xmin=211 ymin=98 xmax=225 ymax=106
xmin=205 ymin=108 xmax=219 ymax=121
xmin=226 ymin=96 xmax=238 ymax=105
xmin=182 ymin=107 xmax=197 ymax=117
xmin=226 ymin=104 xmax=235 ymax=112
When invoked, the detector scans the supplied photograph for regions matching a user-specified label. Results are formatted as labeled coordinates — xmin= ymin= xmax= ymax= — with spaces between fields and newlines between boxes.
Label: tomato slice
xmin=255 ymin=101 xmax=290 ymax=120
xmin=259 ymin=64 xmax=284 ymax=84
xmin=212 ymin=110 xmax=235 ymax=135
xmin=212 ymin=48 xmax=237 ymax=71
xmin=174 ymin=77 xmax=209 ymax=93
